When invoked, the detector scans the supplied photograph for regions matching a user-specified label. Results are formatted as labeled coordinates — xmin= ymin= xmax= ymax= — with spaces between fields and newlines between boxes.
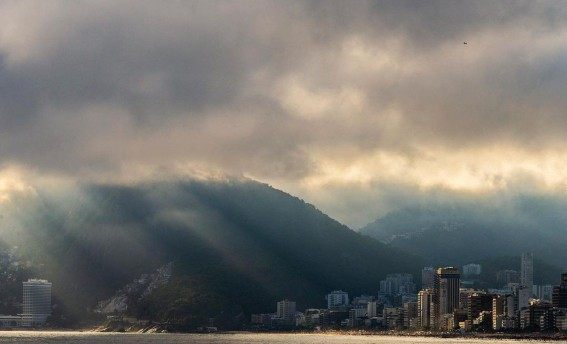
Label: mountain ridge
xmin=1 ymin=178 xmax=423 ymax=326
xmin=359 ymin=202 xmax=567 ymax=268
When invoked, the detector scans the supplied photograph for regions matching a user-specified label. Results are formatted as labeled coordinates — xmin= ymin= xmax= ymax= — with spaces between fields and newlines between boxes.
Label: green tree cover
xmin=360 ymin=202 xmax=567 ymax=268
xmin=1 ymin=178 xmax=422 ymax=326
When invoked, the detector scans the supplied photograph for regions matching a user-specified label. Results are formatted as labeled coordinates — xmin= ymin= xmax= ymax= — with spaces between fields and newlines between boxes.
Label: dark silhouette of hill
xmin=5 ymin=178 xmax=421 ymax=326
xmin=360 ymin=200 xmax=567 ymax=268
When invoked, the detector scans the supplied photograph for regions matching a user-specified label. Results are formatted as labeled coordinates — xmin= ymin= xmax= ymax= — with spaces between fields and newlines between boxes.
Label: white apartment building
xmin=22 ymin=279 xmax=52 ymax=327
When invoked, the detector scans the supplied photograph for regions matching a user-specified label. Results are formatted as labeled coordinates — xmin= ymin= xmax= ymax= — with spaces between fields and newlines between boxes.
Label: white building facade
xmin=22 ymin=279 xmax=52 ymax=327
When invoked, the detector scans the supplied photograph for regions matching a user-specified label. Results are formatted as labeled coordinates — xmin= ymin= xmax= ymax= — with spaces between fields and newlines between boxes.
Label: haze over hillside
xmin=359 ymin=198 xmax=567 ymax=268
xmin=0 ymin=178 xmax=420 ymax=326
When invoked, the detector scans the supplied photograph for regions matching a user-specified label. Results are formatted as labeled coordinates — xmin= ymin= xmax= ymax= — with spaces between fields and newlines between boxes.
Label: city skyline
xmin=251 ymin=254 xmax=567 ymax=333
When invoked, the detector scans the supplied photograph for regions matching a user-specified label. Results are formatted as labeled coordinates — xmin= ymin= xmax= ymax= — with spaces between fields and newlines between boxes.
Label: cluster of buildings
xmin=417 ymin=254 xmax=567 ymax=332
xmin=0 ymin=279 xmax=52 ymax=328
xmin=251 ymin=253 xmax=567 ymax=333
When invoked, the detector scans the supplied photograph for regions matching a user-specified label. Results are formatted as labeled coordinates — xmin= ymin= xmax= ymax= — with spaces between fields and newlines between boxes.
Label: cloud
xmin=1 ymin=1 xmax=567 ymax=226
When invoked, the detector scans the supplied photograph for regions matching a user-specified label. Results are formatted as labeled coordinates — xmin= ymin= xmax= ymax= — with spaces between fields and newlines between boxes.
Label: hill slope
xmin=360 ymin=201 xmax=567 ymax=268
xmin=2 ymin=178 xmax=421 ymax=326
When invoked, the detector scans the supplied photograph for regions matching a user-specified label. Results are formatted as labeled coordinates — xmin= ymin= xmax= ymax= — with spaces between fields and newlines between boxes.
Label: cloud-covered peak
xmin=1 ymin=1 xmax=567 ymax=226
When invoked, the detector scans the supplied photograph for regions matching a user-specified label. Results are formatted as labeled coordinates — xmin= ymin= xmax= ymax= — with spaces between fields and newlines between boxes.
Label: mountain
xmin=359 ymin=200 xmax=567 ymax=268
xmin=0 ymin=245 xmax=33 ymax=316
xmin=1 ymin=178 xmax=421 ymax=327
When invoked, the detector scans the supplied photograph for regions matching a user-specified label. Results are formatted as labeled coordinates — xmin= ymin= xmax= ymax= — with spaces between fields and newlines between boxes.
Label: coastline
xmin=1 ymin=328 xmax=566 ymax=341
xmin=308 ymin=330 xmax=567 ymax=341
xmin=85 ymin=325 xmax=567 ymax=341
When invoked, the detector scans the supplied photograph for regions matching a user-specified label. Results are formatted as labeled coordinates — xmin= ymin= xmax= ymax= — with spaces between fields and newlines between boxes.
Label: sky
xmin=1 ymin=0 xmax=567 ymax=227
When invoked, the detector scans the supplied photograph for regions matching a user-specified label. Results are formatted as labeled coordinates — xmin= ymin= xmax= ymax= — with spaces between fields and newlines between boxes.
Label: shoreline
xmin=307 ymin=330 xmax=567 ymax=341
xmin=2 ymin=327 xmax=566 ymax=341
xmin=87 ymin=325 xmax=567 ymax=341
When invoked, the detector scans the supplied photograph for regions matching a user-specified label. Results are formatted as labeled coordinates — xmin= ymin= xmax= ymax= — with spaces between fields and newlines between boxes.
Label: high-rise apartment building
xmin=492 ymin=295 xmax=504 ymax=330
xmin=22 ymin=279 xmax=52 ymax=327
xmin=379 ymin=273 xmax=415 ymax=295
xmin=326 ymin=290 xmax=349 ymax=309
xmin=462 ymin=264 xmax=482 ymax=276
xmin=520 ymin=253 xmax=534 ymax=297
xmin=418 ymin=289 xmax=433 ymax=329
xmin=468 ymin=292 xmax=493 ymax=321
xmin=533 ymin=285 xmax=553 ymax=302
xmin=366 ymin=301 xmax=379 ymax=318
xmin=276 ymin=299 xmax=296 ymax=325
xmin=517 ymin=286 xmax=531 ymax=311
xmin=433 ymin=267 xmax=460 ymax=329
xmin=492 ymin=294 xmax=518 ymax=331
xmin=552 ymin=273 xmax=567 ymax=308
xmin=422 ymin=267 xmax=435 ymax=289
xmin=496 ymin=270 xmax=520 ymax=287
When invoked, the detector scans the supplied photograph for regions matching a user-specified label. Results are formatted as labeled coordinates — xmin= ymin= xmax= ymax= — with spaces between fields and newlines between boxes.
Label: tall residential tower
xmin=520 ymin=253 xmax=534 ymax=297
xmin=433 ymin=267 xmax=460 ymax=329
xmin=552 ymin=273 xmax=567 ymax=308
xmin=22 ymin=279 xmax=52 ymax=327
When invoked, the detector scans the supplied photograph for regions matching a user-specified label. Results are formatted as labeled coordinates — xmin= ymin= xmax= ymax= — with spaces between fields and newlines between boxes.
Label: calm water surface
xmin=0 ymin=332 xmax=562 ymax=344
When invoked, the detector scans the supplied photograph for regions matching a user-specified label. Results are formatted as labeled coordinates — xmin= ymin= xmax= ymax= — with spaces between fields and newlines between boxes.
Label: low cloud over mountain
xmin=2 ymin=2 xmax=567 ymax=225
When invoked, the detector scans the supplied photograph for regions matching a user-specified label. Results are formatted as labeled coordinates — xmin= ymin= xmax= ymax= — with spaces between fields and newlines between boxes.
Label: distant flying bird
xmin=463 ymin=41 xmax=468 ymax=45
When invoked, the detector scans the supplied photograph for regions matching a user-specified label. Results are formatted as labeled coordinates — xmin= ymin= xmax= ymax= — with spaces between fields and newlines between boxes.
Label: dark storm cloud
xmin=2 ymin=1 xmax=567 ymax=225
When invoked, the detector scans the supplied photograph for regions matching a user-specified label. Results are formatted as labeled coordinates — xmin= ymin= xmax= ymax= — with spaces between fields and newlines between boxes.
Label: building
xmin=520 ymin=253 xmax=534 ymax=297
xmin=22 ymin=279 xmax=52 ymax=327
xmin=517 ymin=286 xmax=532 ymax=311
xmin=0 ymin=315 xmax=22 ymax=328
xmin=319 ymin=308 xmax=350 ymax=327
xmin=422 ymin=267 xmax=435 ymax=289
xmin=459 ymin=288 xmax=477 ymax=310
xmin=497 ymin=270 xmax=520 ymax=287
xmin=351 ymin=295 xmax=373 ymax=319
xmin=492 ymin=293 xmax=518 ymax=331
xmin=251 ymin=313 xmax=274 ymax=327
xmin=439 ymin=313 xmax=455 ymax=331
xmin=472 ymin=311 xmax=493 ymax=331
xmin=379 ymin=273 xmax=415 ymax=295
xmin=383 ymin=307 xmax=405 ymax=330
xmin=468 ymin=292 xmax=493 ymax=322
xmin=367 ymin=301 xmax=379 ymax=318
xmin=520 ymin=300 xmax=552 ymax=331
xmin=533 ymin=285 xmax=553 ymax=302
xmin=417 ymin=289 xmax=433 ymax=329
xmin=403 ymin=301 xmax=418 ymax=328
xmin=303 ymin=309 xmax=321 ymax=327
xmin=351 ymin=295 xmax=373 ymax=305
xmin=492 ymin=293 xmax=519 ymax=331
xmin=433 ymin=267 xmax=460 ymax=330
xmin=462 ymin=264 xmax=482 ymax=276
xmin=552 ymin=273 xmax=567 ymax=309
xmin=492 ymin=295 xmax=504 ymax=331
xmin=326 ymin=290 xmax=349 ymax=309
xmin=556 ymin=311 xmax=567 ymax=331
xmin=503 ymin=294 xmax=517 ymax=318
xmin=347 ymin=309 xmax=358 ymax=328
xmin=276 ymin=299 xmax=296 ymax=325
xmin=539 ymin=307 xmax=558 ymax=332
